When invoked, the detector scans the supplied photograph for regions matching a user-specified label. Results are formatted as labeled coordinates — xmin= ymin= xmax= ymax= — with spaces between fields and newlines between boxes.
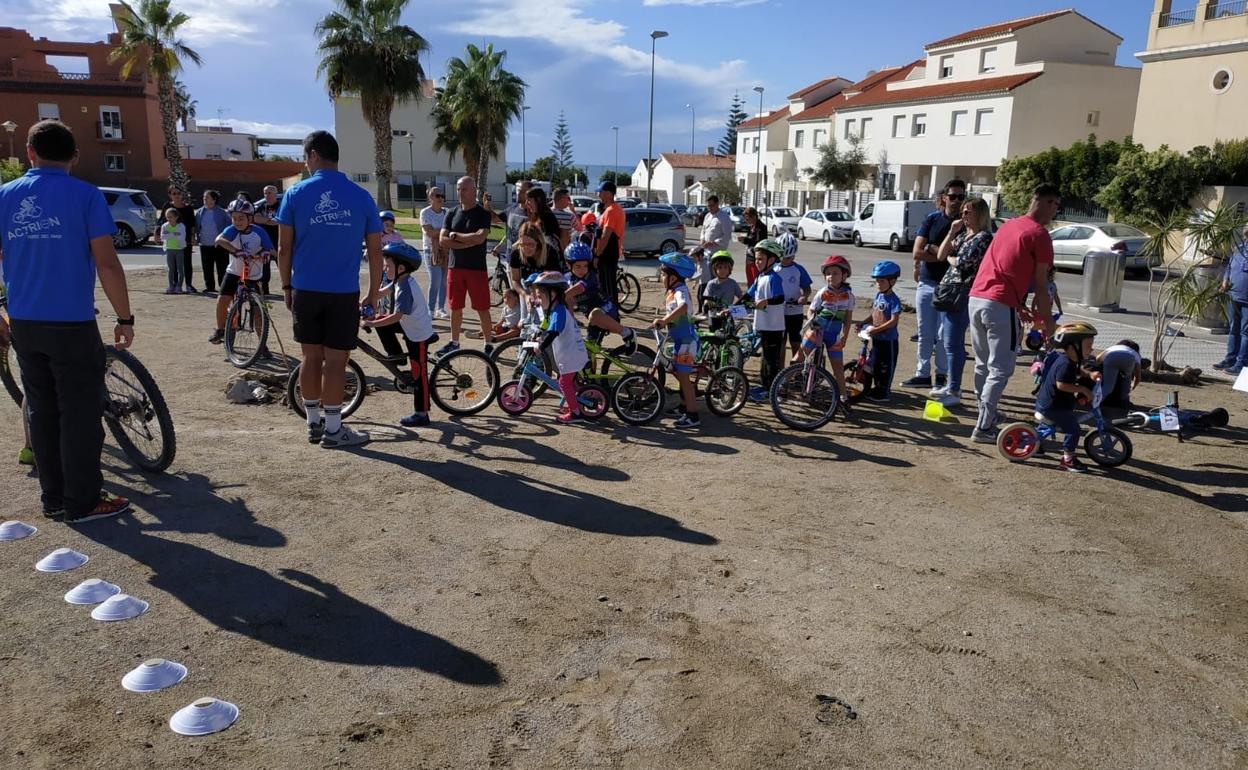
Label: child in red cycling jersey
xmin=801 ymin=255 xmax=855 ymax=402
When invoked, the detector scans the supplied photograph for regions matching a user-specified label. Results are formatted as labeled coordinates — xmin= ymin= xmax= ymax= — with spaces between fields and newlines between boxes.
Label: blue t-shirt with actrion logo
xmin=274 ymin=169 xmax=382 ymax=293
xmin=0 ymin=168 xmax=115 ymax=322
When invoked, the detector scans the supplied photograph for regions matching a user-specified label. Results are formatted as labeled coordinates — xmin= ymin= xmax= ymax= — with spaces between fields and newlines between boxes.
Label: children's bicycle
xmin=286 ymin=330 xmax=499 ymax=419
xmin=616 ymin=267 xmax=642 ymax=314
xmin=769 ymin=332 xmax=849 ymax=431
xmin=996 ymin=380 xmax=1133 ymax=468
xmin=491 ymin=325 xmax=654 ymax=398
xmin=610 ymin=329 xmax=748 ymax=425
xmin=1113 ymin=390 xmax=1229 ymax=441
xmin=496 ymin=341 xmax=609 ymax=419
xmin=223 ymin=259 xmax=271 ymax=368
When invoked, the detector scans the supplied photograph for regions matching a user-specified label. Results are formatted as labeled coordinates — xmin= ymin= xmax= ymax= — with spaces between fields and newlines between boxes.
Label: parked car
xmin=761 ymin=206 xmax=801 ymax=236
xmin=852 ymin=199 xmax=939 ymax=251
xmin=616 ymin=197 xmax=642 ymax=209
xmin=670 ymin=203 xmax=688 ymax=218
xmin=797 ymin=209 xmax=854 ymax=242
xmin=683 ymin=205 xmax=708 ymax=227
xmin=726 ymin=206 xmax=748 ymax=232
xmin=1048 ymin=222 xmax=1157 ymax=271
xmin=623 ymin=208 xmax=686 ymax=256
xmin=100 ymin=187 xmax=159 ymax=248
xmin=639 ymin=202 xmax=675 ymax=211
xmin=571 ymin=195 xmax=597 ymax=215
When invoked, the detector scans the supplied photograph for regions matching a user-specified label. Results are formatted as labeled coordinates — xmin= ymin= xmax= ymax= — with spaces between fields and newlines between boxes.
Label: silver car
xmin=1048 ymin=222 xmax=1156 ymax=271
xmin=797 ymin=209 xmax=855 ymax=242
xmin=623 ymin=208 xmax=686 ymax=256
xmin=100 ymin=187 xmax=159 ymax=248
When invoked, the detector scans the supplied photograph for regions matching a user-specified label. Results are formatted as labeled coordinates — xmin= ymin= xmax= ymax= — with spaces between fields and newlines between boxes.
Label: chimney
xmin=706 ymin=147 xmax=715 ymax=155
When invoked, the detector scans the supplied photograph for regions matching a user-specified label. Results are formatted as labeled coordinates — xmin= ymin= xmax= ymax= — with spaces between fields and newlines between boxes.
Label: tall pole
xmin=685 ymin=104 xmax=695 ymax=154
xmin=647 ymin=30 xmax=668 ymax=204
xmin=407 ymin=138 xmax=415 ymax=217
xmin=611 ymin=126 xmax=619 ymax=183
xmin=521 ymin=105 xmax=530 ymax=177
xmin=753 ymin=86 xmax=764 ymax=207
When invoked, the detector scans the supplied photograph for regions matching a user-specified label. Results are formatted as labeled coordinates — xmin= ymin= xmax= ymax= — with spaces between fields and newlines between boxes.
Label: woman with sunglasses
xmin=421 ymin=187 xmax=449 ymax=318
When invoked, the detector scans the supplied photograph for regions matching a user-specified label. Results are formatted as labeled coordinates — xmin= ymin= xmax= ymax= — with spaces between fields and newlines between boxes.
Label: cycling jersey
xmin=274 ymin=168 xmax=382 ymax=293
xmin=219 ymin=224 xmax=274 ymax=278
xmin=871 ymin=290 xmax=903 ymax=342
xmin=394 ymin=273 xmax=434 ymax=343
xmin=541 ymin=302 xmax=589 ymax=374
xmin=810 ymin=284 xmax=854 ymax=322
xmin=747 ymin=272 xmax=786 ymax=332
xmin=665 ymin=282 xmax=697 ymax=344
xmin=565 ymin=269 xmax=617 ymax=319
xmin=774 ymin=262 xmax=812 ymax=315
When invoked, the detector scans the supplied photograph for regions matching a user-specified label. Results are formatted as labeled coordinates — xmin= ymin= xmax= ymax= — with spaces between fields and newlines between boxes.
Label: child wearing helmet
xmin=363 ymin=242 xmax=436 ymax=427
xmin=531 ymin=271 xmax=591 ymax=424
xmin=654 ymin=252 xmax=701 ymax=429
xmin=562 ymin=242 xmax=638 ymax=354
xmin=379 ymin=211 xmax=405 ymax=246
xmin=746 ymin=238 xmax=789 ymax=402
xmin=774 ymin=232 xmax=812 ymax=356
xmin=801 ymin=256 xmax=855 ymax=401
xmin=700 ymin=250 xmax=743 ymax=316
xmin=863 ymin=261 xmax=903 ymax=402
xmin=1034 ymin=322 xmax=1098 ymax=473
xmin=208 ymin=200 xmax=274 ymax=345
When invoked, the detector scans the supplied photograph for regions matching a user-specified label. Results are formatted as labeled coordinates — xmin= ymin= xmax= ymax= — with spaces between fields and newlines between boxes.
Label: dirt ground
xmin=2 ymin=267 xmax=1248 ymax=769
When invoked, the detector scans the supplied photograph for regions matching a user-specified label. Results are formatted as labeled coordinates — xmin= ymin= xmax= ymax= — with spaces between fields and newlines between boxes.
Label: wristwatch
xmin=117 ymin=315 xmax=135 ymax=326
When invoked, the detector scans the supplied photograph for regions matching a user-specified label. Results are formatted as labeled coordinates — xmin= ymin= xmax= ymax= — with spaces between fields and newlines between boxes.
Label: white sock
xmin=304 ymin=401 xmax=321 ymax=427
xmin=323 ymin=404 xmax=342 ymax=434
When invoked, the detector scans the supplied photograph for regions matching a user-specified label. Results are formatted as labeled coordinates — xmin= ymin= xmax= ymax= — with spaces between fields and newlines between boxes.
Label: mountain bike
xmin=496 ymin=342 xmax=609 ymax=419
xmin=223 ymin=259 xmax=270 ymax=368
xmin=996 ymin=380 xmax=1132 ymax=468
xmin=286 ymin=330 xmax=499 ymax=419
xmin=610 ymin=329 xmax=748 ymax=424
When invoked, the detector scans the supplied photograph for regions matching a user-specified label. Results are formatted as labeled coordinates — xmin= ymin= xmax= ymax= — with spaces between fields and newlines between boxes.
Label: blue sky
xmin=8 ymin=1 xmax=1152 ymax=165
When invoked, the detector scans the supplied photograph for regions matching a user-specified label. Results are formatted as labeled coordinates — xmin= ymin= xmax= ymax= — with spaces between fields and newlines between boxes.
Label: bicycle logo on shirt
xmin=12 ymin=196 xmax=44 ymax=224
xmin=314 ymin=192 xmax=340 ymax=214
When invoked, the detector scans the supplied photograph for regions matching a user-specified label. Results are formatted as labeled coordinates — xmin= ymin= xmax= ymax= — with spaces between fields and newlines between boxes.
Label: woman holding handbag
xmin=931 ymin=197 xmax=993 ymax=407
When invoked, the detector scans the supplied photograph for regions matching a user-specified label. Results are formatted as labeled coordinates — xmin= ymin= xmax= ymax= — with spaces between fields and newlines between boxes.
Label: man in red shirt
xmin=593 ymin=180 xmax=625 ymax=304
xmin=967 ymin=182 xmax=1059 ymax=443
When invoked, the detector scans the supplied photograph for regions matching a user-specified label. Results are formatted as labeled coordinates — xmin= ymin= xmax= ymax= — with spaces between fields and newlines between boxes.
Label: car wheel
xmin=822 ymin=229 xmax=831 ymax=244
xmin=770 ymin=225 xmax=778 ymax=237
xmin=658 ymin=239 xmax=680 ymax=254
xmin=797 ymin=228 xmax=805 ymax=241
xmin=852 ymin=231 xmax=863 ymax=248
xmin=889 ymin=234 xmax=902 ymax=252
xmin=113 ymin=223 xmax=136 ymax=249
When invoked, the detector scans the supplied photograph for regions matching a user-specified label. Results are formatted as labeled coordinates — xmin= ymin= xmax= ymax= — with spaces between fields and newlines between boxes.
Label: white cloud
xmin=7 ymin=0 xmax=290 ymax=46
xmin=440 ymin=0 xmax=746 ymax=89
xmin=196 ymin=118 xmax=323 ymax=138
xmin=642 ymin=0 xmax=764 ymax=5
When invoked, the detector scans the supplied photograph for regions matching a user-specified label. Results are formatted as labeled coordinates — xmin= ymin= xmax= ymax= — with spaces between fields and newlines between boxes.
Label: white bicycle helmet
xmin=777 ymin=231 xmax=799 ymax=259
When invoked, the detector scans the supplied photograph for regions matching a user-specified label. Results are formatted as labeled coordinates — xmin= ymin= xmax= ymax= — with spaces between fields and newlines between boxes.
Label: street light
xmin=684 ymin=104 xmax=695 ymax=154
xmin=611 ymin=126 xmax=619 ymax=183
xmin=406 ymin=133 xmax=416 ymax=217
xmin=753 ymin=86 xmax=764 ymax=207
xmin=646 ymin=29 xmax=668 ymax=204
xmin=521 ymin=105 xmax=530 ymax=177
xmin=2 ymin=120 xmax=16 ymax=160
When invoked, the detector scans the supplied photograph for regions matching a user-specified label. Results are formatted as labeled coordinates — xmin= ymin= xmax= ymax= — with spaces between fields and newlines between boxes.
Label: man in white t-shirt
xmin=693 ymin=195 xmax=732 ymax=297
xmin=420 ymin=186 xmax=448 ymax=318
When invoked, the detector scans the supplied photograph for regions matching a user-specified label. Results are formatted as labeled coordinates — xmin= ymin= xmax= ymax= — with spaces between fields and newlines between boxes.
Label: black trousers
xmin=180 ymin=245 xmax=196 ymax=289
xmin=11 ymin=320 xmax=106 ymax=515
xmin=200 ymin=245 xmax=228 ymax=292
xmin=376 ymin=326 xmax=431 ymax=413
xmin=759 ymin=329 xmax=786 ymax=388
xmin=260 ymin=258 xmax=272 ymax=295
xmin=598 ymin=256 xmax=620 ymax=306
xmin=867 ymin=338 xmax=900 ymax=398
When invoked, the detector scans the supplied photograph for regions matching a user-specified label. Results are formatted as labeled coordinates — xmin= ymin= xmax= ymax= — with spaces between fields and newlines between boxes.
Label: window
xmin=352 ymin=172 xmax=370 ymax=183
xmin=813 ymin=128 xmax=826 ymax=147
xmin=911 ymin=114 xmax=927 ymax=137
xmin=99 ymin=106 xmax=122 ymax=140
xmin=859 ymin=203 xmax=874 ymax=220
xmin=844 ymin=119 xmax=856 ymax=139
xmin=37 ymin=103 xmax=60 ymax=120
xmin=951 ymin=110 xmax=969 ymax=136
xmin=752 ymin=137 xmax=759 ymax=152
xmin=1212 ymin=68 xmax=1234 ymax=93
xmin=974 ymin=108 xmax=993 ymax=135
xmin=980 ymin=47 xmax=998 ymax=73
xmin=892 ymin=115 xmax=905 ymax=137
xmin=939 ymin=55 xmax=954 ymax=79
xmin=794 ymin=130 xmax=805 ymax=148
xmin=742 ymin=137 xmax=749 ymax=153
xmin=860 ymin=118 xmax=873 ymax=139
xmin=1086 ymin=110 xmax=1100 ymax=127
xmin=104 ymin=153 xmax=125 ymax=172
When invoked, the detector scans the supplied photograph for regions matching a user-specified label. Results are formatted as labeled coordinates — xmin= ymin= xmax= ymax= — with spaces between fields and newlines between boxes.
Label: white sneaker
xmin=320 ymin=424 xmax=370 ymax=449
xmin=928 ymin=385 xmax=949 ymax=398
xmin=938 ymin=390 xmax=962 ymax=407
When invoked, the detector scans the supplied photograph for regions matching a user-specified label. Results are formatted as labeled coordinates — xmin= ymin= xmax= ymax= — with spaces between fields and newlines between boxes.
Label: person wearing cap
xmin=593 ymin=180 xmax=625 ymax=305
xmin=421 ymin=186 xmax=449 ymax=319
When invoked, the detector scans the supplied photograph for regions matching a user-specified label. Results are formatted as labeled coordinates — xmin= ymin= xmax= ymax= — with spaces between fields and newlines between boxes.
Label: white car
xmin=797 ymin=209 xmax=855 ymax=243
xmin=762 ymin=206 xmax=800 ymax=236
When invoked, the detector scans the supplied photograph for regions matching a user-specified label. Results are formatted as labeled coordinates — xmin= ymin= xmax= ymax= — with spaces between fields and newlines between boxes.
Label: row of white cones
xmin=5 ymin=521 xmax=239 ymax=736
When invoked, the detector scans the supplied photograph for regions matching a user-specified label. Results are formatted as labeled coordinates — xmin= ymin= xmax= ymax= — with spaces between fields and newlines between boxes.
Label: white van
xmin=852 ymin=199 xmax=938 ymax=251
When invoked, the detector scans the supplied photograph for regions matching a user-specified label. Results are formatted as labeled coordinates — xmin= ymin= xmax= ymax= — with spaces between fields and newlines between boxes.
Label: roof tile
xmin=836 ymin=71 xmax=1042 ymax=111
xmin=925 ymin=9 xmax=1072 ymax=49
xmin=738 ymin=106 xmax=790 ymax=131
xmin=658 ymin=152 xmax=735 ymax=170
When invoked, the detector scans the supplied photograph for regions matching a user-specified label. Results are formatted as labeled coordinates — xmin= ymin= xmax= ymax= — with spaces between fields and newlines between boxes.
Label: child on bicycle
xmin=800 ymin=256 xmax=855 ymax=403
xmin=654 ymin=252 xmax=700 ymax=429
xmin=562 ymin=242 xmax=638 ymax=354
xmin=363 ymin=242 xmax=436 ymax=427
xmin=700 ymin=250 xmax=743 ymax=316
xmin=209 ymin=199 xmax=273 ymax=345
xmin=746 ymin=238 xmax=787 ymax=402
xmin=1034 ymin=322 xmax=1098 ymax=473
xmin=530 ymin=271 xmax=590 ymax=425
xmin=491 ymin=288 xmax=523 ymax=343
xmin=379 ymin=211 xmax=405 ymax=246
xmin=863 ymin=261 xmax=902 ymax=403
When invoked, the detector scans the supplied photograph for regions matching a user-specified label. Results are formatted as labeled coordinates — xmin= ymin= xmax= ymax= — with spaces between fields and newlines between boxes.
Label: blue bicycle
xmin=496 ymin=341 xmax=610 ymax=419
xmin=996 ymin=381 xmax=1133 ymax=468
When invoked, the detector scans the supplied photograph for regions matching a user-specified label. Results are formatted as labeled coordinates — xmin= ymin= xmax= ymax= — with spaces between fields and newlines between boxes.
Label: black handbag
xmin=932 ymin=262 xmax=969 ymax=312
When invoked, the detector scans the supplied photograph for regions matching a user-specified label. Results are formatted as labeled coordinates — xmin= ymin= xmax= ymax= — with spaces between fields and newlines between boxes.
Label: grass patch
xmin=393 ymin=223 xmax=505 ymax=243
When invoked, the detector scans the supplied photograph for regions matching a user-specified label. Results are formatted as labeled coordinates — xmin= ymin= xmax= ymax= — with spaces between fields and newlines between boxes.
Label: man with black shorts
xmin=437 ymin=175 xmax=494 ymax=356
xmin=276 ymin=131 xmax=382 ymax=448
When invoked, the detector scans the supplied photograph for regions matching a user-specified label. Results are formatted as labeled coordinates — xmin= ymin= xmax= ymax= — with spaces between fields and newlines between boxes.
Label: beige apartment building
xmin=1134 ymin=0 xmax=1248 ymax=151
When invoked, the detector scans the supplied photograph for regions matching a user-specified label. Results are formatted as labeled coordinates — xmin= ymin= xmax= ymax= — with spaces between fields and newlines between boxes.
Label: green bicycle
xmin=491 ymin=325 xmax=654 ymax=398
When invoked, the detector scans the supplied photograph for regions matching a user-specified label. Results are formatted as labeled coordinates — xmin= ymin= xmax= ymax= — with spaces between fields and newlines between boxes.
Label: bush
xmin=704 ymin=171 xmax=742 ymax=205
xmin=1094 ymin=146 xmax=1203 ymax=228
xmin=0 ymin=158 xmax=23 ymax=183
xmin=997 ymin=135 xmax=1132 ymax=213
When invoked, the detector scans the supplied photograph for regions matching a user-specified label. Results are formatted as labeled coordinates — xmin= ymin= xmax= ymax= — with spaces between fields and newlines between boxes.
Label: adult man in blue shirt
xmin=0 ymin=120 xmax=134 ymax=523
xmin=276 ymin=131 xmax=382 ymax=448
xmin=1213 ymin=224 xmax=1248 ymax=375
xmin=903 ymin=179 xmax=966 ymax=390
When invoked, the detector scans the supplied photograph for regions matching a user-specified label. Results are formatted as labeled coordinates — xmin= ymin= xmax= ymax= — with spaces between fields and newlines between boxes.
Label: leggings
xmin=759 ymin=329 xmax=786 ymax=388
xmin=558 ymin=372 xmax=580 ymax=415
xmin=376 ymin=326 xmax=430 ymax=413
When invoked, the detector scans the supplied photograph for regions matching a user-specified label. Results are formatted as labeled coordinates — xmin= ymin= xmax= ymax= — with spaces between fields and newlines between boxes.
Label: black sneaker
xmin=900 ymin=375 xmax=932 ymax=388
xmin=42 ymin=504 xmax=64 ymax=519
xmin=865 ymin=394 xmax=890 ymax=404
xmin=909 ymin=333 xmax=920 ymax=342
xmin=483 ymin=342 xmax=494 ymax=357
xmin=63 ymin=492 xmax=131 ymax=524
xmin=208 ymin=329 xmax=225 ymax=344
xmin=622 ymin=331 xmax=637 ymax=356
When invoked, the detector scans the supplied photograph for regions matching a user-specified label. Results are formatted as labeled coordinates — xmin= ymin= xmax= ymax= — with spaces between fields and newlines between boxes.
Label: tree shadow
xmin=353 ymin=448 xmax=717 ymax=545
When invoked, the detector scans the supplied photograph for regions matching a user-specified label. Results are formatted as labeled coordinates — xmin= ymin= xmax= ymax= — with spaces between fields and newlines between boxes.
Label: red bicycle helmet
xmin=821 ymin=255 xmax=851 ymax=277
xmin=580 ymin=211 xmax=597 ymax=227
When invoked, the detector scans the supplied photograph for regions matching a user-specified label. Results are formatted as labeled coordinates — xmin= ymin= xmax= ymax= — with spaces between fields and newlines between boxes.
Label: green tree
xmin=109 ymin=0 xmax=202 ymax=194
xmin=264 ymin=154 xmax=297 ymax=162
xmin=551 ymin=111 xmax=573 ymax=171
xmin=997 ymin=135 xmax=1134 ymax=213
xmin=802 ymin=135 xmax=869 ymax=191
xmin=600 ymin=170 xmax=631 ymax=186
xmin=0 ymin=158 xmax=23 ymax=183
xmin=315 ymin=0 xmax=429 ymax=208
xmin=441 ymin=43 xmax=526 ymax=196
xmin=1094 ymin=146 xmax=1202 ymax=227
xmin=704 ymin=171 xmax=742 ymax=205
xmin=173 ymin=77 xmax=196 ymax=130
xmin=718 ymin=93 xmax=747 ymax=157
xmin=430 ymin=85 xmax=480 ymax=182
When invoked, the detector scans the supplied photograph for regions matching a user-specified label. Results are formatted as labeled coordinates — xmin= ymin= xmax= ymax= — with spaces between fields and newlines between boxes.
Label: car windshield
xmin=1099 ymin=224 xmax=1145 ymax=238
xmin=772 ymin=208 xmax=795 ymax=217
xmin=825 ymin=211 xmax=852 ymax=221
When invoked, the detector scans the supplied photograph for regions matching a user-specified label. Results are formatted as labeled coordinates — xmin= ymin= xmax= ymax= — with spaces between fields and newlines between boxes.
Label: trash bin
xmin=1080 ymin=249 xmax=1126 ymax=312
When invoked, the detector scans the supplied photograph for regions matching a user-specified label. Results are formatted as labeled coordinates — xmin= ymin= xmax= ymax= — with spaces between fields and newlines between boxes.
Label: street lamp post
xmin=521 ymin=105 xmax=530 ymax=178
xmin=684 ymin=104 xmax=695 ymax=154
xmin=2 ymin=120 xmax=16 ymax=160
xmin=753 ymin=86 xmax=764 ymax=207
xmin=646 ymin=30 xmax=668 ymax=204
xmin=406 ymin=135 xmax=416 ymax=217
xmin=611 ymin=126 xmax=619 ymax=184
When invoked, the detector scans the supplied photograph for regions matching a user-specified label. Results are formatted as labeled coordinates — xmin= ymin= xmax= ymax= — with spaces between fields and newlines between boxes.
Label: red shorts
xmin=447 ymin=268 xmax=490 ymax=311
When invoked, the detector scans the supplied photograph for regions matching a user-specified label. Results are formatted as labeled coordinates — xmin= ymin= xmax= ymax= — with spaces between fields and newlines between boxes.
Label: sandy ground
xmin=2 ymin=268 xmax=1248 ymax=769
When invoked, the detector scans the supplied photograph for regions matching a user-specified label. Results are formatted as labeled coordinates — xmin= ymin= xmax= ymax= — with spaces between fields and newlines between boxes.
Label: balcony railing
xmin=1207 ymin=0 xmax=1248 ymax=19
xmin=96 ymin=122 xmax=125 ymax=141
xmin=0 ymin=67 xmax=144 ymax=86
xmin=1159 ymin=6 xmax=1198 ymax=26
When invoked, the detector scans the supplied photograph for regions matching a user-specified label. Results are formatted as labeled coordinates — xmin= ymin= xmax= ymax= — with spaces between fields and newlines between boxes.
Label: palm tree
xmin=440 ymin=44 xmax=525 ymax=197
xmin=173 ymin=78 xmax=196 ymax=130
xmin=430 ymin=86 xmax=480 ymax=183
xmin=109 ymin=0 xmax=202 ymax=193
xmin=315 ymin=0 xmax=428 ymax=208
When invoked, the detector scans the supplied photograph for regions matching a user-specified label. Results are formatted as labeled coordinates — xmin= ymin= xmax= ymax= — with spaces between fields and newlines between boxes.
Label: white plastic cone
xmin=90 ymin=593 xmax=149 ymax=622
xmin=169 ymin=697 xmax=239 ymax=736
xmin=122 ymin=659 xmax=188 ymax=693
xmin=35 ymin=548 xmax=88 ymax=572
xmin=0 ymin=520 xmax=37 ymax=541
xmin=64 ymin=578 xmax=122 ymax=605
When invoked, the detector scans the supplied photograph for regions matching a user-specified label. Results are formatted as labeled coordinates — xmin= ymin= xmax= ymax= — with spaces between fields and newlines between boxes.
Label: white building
xmin=333 ymin=81 xmax=506 ymax=205
xmin=628 ymin=152 xmax=734 ymax=204
xmin=178 ymin=119 xmax=258 ymax=161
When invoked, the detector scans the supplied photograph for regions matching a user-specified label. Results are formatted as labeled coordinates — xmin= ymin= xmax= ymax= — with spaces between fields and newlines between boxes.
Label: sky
xmin=7 ymin=0 xmax=1154 ymax=166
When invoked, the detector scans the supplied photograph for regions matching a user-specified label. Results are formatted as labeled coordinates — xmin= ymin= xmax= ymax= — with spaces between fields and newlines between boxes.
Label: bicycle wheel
xmin=705 ymin=366 xmax=749 ymax=417
xmin=102 ymin=348 xmax=176 ymax=473
xmin=577 ymin=384 xmax=609 ymax=420
xmin=611 ymin=371 xmax=663 ymax=425
xmin=490 ymin=338 xmax=554 ymax=397
xmin=720 ymin=340 xmax=744 ymax=370
xmin=996 ymin=422 xmax=1039 ymax=462
xmin=769 ymin=363 xmax=838 ymax=431
xmin=599 ymin=343 xmax=656 ymax=378
xmin=618 ymin=271 xmax=642 ymax=313
xmin=225 ymin=294 xmax=269 ymax=368
xmin=1083 ymin=427 xmax=1132 ymax=468
xmin=430 ymin=349 xmax=499 ymax=416
xmin=497 ymin=380 xmax=533 ymax=415
xmin=286 ymin=358 xmax=366 ymax=418
xmin=1 ymin=344 xmax=22 ymax=407
xmin=490 ymin=271 xmax=507 ymax=308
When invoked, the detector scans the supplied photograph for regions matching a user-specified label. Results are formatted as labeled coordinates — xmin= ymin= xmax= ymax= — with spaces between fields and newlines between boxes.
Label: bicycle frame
xmin=515 ymin=345 xmax=598 ymax=410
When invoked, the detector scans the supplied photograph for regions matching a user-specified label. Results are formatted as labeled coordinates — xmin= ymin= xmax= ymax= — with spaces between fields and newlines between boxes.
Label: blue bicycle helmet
xmin=382 ymin=241 xmax=422 ymax=272
xmin=565 ymin=241 xmax=593 ymax=264
xmin=777 ymin=231 xmax=799 ymax=259
xmin=658 ymin=252 xmax=697 ymax=279
xmin=379 ymin=210 xmax=396 ymax=222
xmin=870 ymin=260 xmax=901 ymax=279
